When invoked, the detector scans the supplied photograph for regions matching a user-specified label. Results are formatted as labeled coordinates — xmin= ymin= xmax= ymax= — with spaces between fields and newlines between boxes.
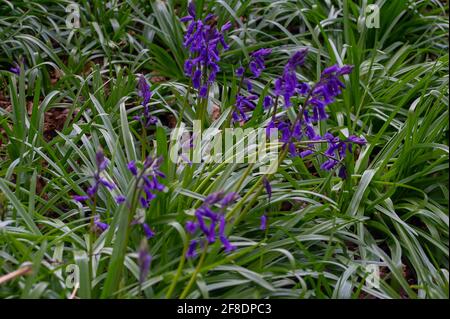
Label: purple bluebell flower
xmin=138 ymin=239 xmax=151 ymax=284
xmin=72 ymin=149 xmax=116 ymax=202
xmin=260 ymin=214 xmax=267 ymax=231
xmin=274 ymin=48 xmax=309 ymax=108
xmin=265 ymin=118 xmax=278 ymax=138
xmin=181 ymin=3 xmax=232 ymax=98
xmin=338 ymin=166 xmax=347 ymax=179
xmin=135 ymin=75 xmax=158 ymax=128
xmin=128 ymin=160 xmax=138 ymax=176
xmin=142 ymin=223 xmax=155 ymax=239
xmin=347 ymin=135 xmax=366 ymax=145
xmin=205 ymin=192 xmax=225 ymax=205
xmin=263 ymin=96 xmax=273 ymax=109
xmin=186 ymin=239 xmax=198 ymax=259
xmin=73 ymin=195 xmax=89 ymax=202
xmin=180 ymin=1 xmax=196 ymax=22
xmin=321 ymin=159 xmax=339 ymax=171
xmin=185 ymin=191 xmax=237 ymax=257
xmin=249 ymin=48 xmax=272 ymax=78
xmin=185 ymin=221 xmax=198 ymax=234
xmin=262 ymin=176 xmax=272 ymax=201
xmin=127 ymin=156 xmax=165 ymax=209
xmin=236 ymin=66 xmax=245 ymax=77
xmin=219 ymin=215 xmax=236 ymax=252
xmin=232 ymin=94 xmax=258 ymax=123
xmin=306 ymin=64 xmax=353 ymax=122
xmin=10 ymin=64 xmax=20 ymax=75
xmin=220 ymin=192 xmax=238 ymax=207
xmin=233 ymin=48 xmax=272 ymax=123
xmin=299 ymin=149 xmax=314 ymax=158
xmin=94 ymin=215 xmax=108 ymax=233
xmin=319 ymin=132 xmax=366 ymax=172
xmin=115 ymin=195 xmax=126 ymax=204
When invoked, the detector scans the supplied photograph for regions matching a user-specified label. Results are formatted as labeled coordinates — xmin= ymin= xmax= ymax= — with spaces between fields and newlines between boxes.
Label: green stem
xmin=179 ymin=243 xmax=208 ymax=299
xmin=89 ymin=196 xmax=97 ymax=291
xmin=166 ymin=242 xmax=189 ymax=298
xmin=142 ymin=127 xmax=147 ymax=161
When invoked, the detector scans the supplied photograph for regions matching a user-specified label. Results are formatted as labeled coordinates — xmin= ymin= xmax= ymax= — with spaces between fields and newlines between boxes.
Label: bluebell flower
xmin=94 ymin=215 xmax=109 ymax=233
xmin=262 ymin=176 xmax=272 ymax=201
xmin=263 ymin=96 xmax=273 ymax=110
xmin=274 ymin=48 xmax=309 ymax=108
xmin=186 ymin=239 xmax=198 ymax=258
xmin=220 ymin=192 xmax=238 ymax=207
xmin=185 ymin=191 xmax=237 ymax=258
xmin=115 ymin=195 xmax=126 ymax=204
xmin=135 ymin=75 xmax=158 ymax=128
xmin=10 ymin=64 xmax=20 ymax=75
xmin=142 ymin=223 xmax=155 ymax=239
xmin=338 ymin=166 xmax=347 ymax=179
xmin=181 ymin=2 xmax=231 ymax=98
xmin=249 ymin=48 xmax=272 ymax=78
xmin=306 ymin=64 xmax=353 ymax=122
xmin=236 ymin=66 xmax=245 ymax=77
xmin=232 ymin=94 xmax=258 ymax=123
xmin=73 ymin=150 xmax=116 ymax=202
xmin=185 ymin=221 xmax=198 ymax=234
xmin=138 ymin=239 xmax=151 ymax=284
xmin=260 ymin=214 xmax=267 ymax=231
xmin=219 ymin=215 xmax=236 ymax=252
xmin=320 ymin=132 xmax=367 ymax=172
xmin=234 ymin=48 xmax=272 ymax=123
xmin=127 ymin=157 xmax=165 ymax=209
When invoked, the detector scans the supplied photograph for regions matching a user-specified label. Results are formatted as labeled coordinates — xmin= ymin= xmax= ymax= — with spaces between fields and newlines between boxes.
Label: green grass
xmin=0 ymin=0 xmax=448 ymax=299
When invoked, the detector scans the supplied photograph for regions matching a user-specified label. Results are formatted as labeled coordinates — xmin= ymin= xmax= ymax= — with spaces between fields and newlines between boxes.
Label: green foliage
xmin=0 ymin=0 xmax=448 ymax=299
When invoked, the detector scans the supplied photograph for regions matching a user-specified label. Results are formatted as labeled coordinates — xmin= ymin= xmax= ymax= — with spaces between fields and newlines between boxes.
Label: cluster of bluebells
xmin=265 ymin=49 xmax=367 ymax=175
xmin=185 ymin=192 xmax=238 ymax=258
xmin=127 ymin=157 xmax=165 ymax=239
xmin=274 ymin=48 xmax=309 ymax=108
xmin=72 ymin=150 xmax=126 ymax=234
xmin=181 ymin=1 xmax=232 ymax=98
xmin=306 ymin=64 xmax=353 ymax=122
xmin=134 ymin=75 xmax=158 ymax=128
xmin=128 ymin=157 xmax=167 ymax=284
xmin=73 ymin=150 xmax=124 ymax=204
xmin=233 ymin=48 xmax=273 ymax=123
xmin=127 ymin=156 xmax=165 ymax=209
xmin=320 ymin=133 xmax=367 ymax=175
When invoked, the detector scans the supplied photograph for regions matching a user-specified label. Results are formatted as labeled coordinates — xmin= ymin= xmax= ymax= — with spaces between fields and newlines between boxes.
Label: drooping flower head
xmin=260 ymin=214 xmax=268 ymax=231
xmin=233 ymin=48 xmax=272 ymax=122
xmin=262 ymin=176 xmax=272 ymax=202
xmin=73 ymin=149 xmax=117 ymax=202
xmin=319 ymin=133 xmax=367 ymax=171
xmin=135 ymin=75 xmax=158 ymax=128
xmin=184 ymin=191 xmax=237 ymax=258
xmin=307 ymin=64 xmax=353 ymax=122
xmin=10 ymin=64 xmax=20 ymax=75
xmin=249 ymin=48 xmax=272 ymax=78
xmin=127 ymin=156 xmax=165 ymax=209
xmin=93 ymin=215 xmax=108 ymax=233
xmin=274 ymin=48 xmax=309 ymax=108
xmin=181 ymin=2 xmax=232 ymax=98
xmin=232 ymin=94 xmax=258 ymax=123
xmin=267 ymin=53 xmax=365 ymax=177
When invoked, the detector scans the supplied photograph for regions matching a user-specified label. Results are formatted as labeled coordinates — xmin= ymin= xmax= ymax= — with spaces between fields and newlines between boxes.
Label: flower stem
xmin=179 ymin=243 xmax=208 ymax=299
xmin=166 ymin=242 xmax=189 ymax=298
